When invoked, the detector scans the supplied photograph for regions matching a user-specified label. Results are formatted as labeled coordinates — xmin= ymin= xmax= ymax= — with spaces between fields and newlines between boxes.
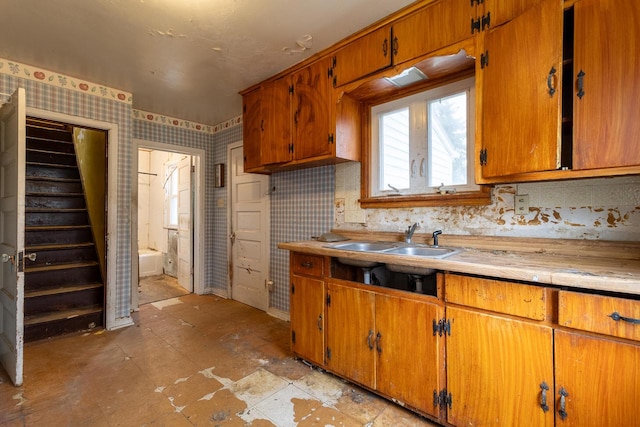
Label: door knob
xmin=230 ymin=232 xmax=236 ymax=244
xmin=25 ymin=253 xmax=37 ymax=262
xmin=1 ymin=253 xmax=14 ymax=263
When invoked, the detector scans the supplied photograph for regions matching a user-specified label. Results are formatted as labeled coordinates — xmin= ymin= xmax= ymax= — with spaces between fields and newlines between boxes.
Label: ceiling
xmin=0 ymin=0 xmax=416 ymax=126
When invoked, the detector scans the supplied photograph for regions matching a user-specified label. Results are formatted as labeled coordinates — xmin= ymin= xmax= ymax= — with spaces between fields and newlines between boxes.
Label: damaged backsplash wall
xmin=334 ymin=162 xmax=640 ymax=241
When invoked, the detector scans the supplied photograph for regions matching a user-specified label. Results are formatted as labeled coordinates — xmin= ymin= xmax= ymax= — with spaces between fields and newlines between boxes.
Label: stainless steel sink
xmin=384 ymin=246 xmax=459 ymax=258
xmin=329 ymin=242 xmax=400 ymax=252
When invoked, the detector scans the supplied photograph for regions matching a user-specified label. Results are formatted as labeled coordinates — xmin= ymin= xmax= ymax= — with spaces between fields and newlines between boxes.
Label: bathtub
xmin=138 ymin=248 xmax=163 ymax=277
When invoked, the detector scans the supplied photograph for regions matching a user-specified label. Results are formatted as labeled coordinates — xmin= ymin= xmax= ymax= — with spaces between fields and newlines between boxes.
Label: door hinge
xmin=292 ymin=330 xmax=296 ymax=344
xmin=480 ymin=51 xmax=489 ymax=69
xmin=479 ymin=148 xmax=487 ymax=166
xmin=433 ymin=318 xmax=451 ymax=336
xmin=289 ymin=143 xmax=294 ymax=154
xmin=481 ymin=12 xmax=491 ymax=31
xmin=328 ymin=133 xmax=334 ymax=144
xmin=332 ymin=56 xmax=337 ymax=68
xmin=289 ymin=85 xmax=294 ymax=95
xmin=471 ymin=17 xmax=481 ymax=34
xmin=326 ymin=294 xmax=331 ymax=307
xmin=437 ymin=388 xmax=452 ymax=410
xmin=326 ymin=347 xmax=331 ymax=360
xmin=328 ymin=67 xmax=333 ymax=78
xmin=291 ymin=284 xmax=295 ymax=294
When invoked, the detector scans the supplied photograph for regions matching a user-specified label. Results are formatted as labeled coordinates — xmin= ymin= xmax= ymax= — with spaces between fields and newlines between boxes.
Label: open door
xmin=0 ymin=88 xmax=26 ymax=386
xmin=177 ymin=155 xmax=193 ymax=292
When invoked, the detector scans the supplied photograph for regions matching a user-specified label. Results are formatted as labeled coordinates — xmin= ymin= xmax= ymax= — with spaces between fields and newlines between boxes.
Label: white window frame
xmin=370 ymin=77 xmax=478 ymax=198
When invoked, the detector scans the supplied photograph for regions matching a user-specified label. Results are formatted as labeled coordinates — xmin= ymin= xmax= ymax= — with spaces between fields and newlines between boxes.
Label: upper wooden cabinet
xmin=242 ymin=57 xmax=360 ymax=173
xmin=242 ymin=87 xmax=262 ymax=171
xmin=477 ymin=0 xmax=563 ymax=179
xmin=292 ymin=57 xmax=334 ymax=160
xmin=332 ymin=26 xmax=392 ymax=88
xmin=392 ymin=0 xmax=471 ymax=65
xmin=572 ymin=0 xmax=640 ymax=170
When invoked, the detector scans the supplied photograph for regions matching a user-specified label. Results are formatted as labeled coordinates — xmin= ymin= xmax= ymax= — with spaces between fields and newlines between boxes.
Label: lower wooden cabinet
xmin=290 ymin=275 xmax=325 ymax=366
xmin=554 ymin=330 xmax=640 ymax=426
xmin=289 ymin=264 xmax=640 ymax=426
xmin=325 ymin=279 xmax=444 ymax=418
xmin=445 ymin=306 xmax=554 ymax=426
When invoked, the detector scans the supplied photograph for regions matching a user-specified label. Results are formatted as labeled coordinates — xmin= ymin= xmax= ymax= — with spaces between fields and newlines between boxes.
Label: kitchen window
xmin=361 ymin=76 xmax=490 ymax=208
xmin=370 ymin=77 xmax=479 ymax=196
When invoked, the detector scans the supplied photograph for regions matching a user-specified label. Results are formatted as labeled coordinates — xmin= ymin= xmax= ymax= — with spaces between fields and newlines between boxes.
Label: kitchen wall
xmin=335 ymin=162 xmax=640 ymax=241
xmin=0 ymin=58 xmax=133 ymax=322
xmin=133 ymin=114 xmax=242 ymax=295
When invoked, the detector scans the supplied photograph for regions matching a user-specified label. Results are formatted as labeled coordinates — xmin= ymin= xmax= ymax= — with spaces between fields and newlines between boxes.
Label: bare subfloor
xmin=139 ymin=274 xmax=190 ymax=305
xmin=0 ymin=295 xmax=440 ymax=426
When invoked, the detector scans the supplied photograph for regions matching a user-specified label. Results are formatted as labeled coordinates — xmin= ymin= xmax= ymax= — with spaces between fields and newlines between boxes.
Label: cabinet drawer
xmin=445 ymin=273 xmax=548 ymax=320
xmin=291 ymin=253 xmax=324 ymax=277
xmin=558 ymin=291 xmax=640 ymax=342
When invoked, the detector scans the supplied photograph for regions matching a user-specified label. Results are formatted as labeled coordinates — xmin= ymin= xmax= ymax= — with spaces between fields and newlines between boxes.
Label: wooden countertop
xmin=278 ymin=235 xmax=640 ymax=296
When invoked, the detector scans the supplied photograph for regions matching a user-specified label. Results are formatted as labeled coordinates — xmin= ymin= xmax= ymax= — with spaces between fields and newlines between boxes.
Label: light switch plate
xmin=515 ymin=194 xmax=529 ymax=214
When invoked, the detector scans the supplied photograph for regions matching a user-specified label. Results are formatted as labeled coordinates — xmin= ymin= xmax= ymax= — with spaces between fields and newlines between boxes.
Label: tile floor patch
xmin=292 ymin=370 xmax=345 ymax=407
xmin=230 ymin=368 xmax=290 ymax=408
xmin=250 ymin=385 xmax=320 ymax=426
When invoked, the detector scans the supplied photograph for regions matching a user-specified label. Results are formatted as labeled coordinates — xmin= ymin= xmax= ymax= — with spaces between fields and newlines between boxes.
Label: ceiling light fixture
xmin=385 ymin=67 xmax=428 ymax=87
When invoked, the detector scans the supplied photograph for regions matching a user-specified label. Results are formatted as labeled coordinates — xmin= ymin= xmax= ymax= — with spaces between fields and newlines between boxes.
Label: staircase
xmin=23 ymin=119 xmax=104 ymax=342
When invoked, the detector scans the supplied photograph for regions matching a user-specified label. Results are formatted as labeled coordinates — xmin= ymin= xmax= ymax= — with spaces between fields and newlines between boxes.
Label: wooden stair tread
xmin=24 ymin=306 xmax=103 ymax=326
xmin=26 ymin=176 xmax=80 ymax=183
xmin=25 ymin=242 xmax=94 ymax=251
xmin=25 ymin=283 xmax=103 ymax=298
xmin=26 ymin=192 xmax=84 ymax=197
xmin=26 ymin=224 xmax=91 ymax=231
xmin=27 ymin=148 xmax=76 ymax=155
xmin=26 ymin=261 xmax=99 ymax=273
xmin=25 ymin=207 xmax=87 ymax=212
xmin=26 ymin=161 xmax=78 ymax=169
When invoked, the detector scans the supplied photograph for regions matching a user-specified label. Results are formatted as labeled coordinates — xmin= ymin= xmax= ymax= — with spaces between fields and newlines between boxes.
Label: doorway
xmin=132 ymin=140 xmax=204 ymax=308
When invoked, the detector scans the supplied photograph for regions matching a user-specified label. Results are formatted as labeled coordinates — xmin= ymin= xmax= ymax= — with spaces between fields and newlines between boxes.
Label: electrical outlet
xmin=515 ymin=194 xmax=529 ymax=214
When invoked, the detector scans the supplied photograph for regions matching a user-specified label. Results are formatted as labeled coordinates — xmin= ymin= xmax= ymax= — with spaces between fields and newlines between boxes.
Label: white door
xmin=0 ymin=88 xmax=26 ymax=386
xmin=230 ymin=145 xmax=269 ymax=311
xmin=177 ymin=156 xmax=192 ymax=292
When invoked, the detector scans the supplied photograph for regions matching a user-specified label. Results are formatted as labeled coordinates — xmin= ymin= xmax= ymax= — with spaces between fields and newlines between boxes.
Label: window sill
xmin=359 ymin=187 xmax=492 ymax=209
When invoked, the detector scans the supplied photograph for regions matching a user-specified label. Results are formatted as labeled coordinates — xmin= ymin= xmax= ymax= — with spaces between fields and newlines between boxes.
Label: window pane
xmin=380 ymin=108 xmax=410 ymax=191
xmin=428 ymin=92 xmax=467 ymax=187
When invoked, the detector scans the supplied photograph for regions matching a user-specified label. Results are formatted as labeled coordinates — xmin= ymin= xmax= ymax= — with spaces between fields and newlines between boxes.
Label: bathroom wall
xmin=334 ymin=162 xmax=640 ymax=241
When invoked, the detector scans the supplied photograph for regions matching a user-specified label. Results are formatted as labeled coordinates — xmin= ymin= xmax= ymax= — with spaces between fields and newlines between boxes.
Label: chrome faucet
xmin=405 ymin=222 xmax=418 ymax=244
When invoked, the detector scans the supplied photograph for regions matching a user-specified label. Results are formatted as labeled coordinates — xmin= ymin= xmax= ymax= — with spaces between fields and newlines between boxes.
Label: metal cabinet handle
xmin=382 ymin=38 xmax=388 ymax=57
xmin=609 ymin=311 xmax=640 ymax=325
xmin=375 ymin=331 xmax=382 ymax=354
xmin=367 ymin=330 xmax=374 ymax=350
xmin=558 ymin=388 xmax=569 ymax=420
xmin=547 ymin=66 xmax=557 ymax=97
xmin=317 ymin=314 xmax=323 ymax=331
xmin=577 ymin=70 xmax=585 ymax=99
xmin=540 ymin=382 xmax=550 ymax=412
xmin=301 ymin=262 xmax=313 ymax=268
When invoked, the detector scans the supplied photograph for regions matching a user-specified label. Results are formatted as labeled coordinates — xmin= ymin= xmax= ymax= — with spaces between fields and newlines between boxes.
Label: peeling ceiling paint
xmin=0 ymin=0 xmax=415 ymax=125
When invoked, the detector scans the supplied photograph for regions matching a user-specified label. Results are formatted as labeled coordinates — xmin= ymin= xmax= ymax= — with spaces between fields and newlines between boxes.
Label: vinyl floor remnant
xmin=0 ymin=294 xmax=440 ymax=426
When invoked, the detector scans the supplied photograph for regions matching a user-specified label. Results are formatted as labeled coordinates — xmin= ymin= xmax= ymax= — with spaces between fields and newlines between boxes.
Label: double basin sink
xmin=327 ymin=241 xmax=460 ymax=276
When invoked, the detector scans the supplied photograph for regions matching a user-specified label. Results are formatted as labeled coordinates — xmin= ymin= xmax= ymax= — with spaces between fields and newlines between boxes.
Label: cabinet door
xmin=446 ymin=307 xmax=554 ymax=426
xmin=292 ymin=58 xmax=334 ymax=160
xmin=392 ymin=0 xmax=471 ymax=65
xmin=332 ymin=25 xmax=392 ymax=87
xmin=479 ymin=0 xmax=563 ymax=178
xmin=555 ymin=330 xmax=640 ymax=426
xmin=262 ymin=75 xmax=292 ymax=165
xmin=375 ymin=294 xmax=444 ymax=418
xmin=481 ymin=0 xmax=545 ymax=30
xmin=290 ymin=275 xmax=325 ymax=366
xmin=573 ymin=0 xmax=640 ymax=170
xmin=326 ymin=281 xmax=376 ymax=389
xmin=242 ymin=88 xmax=262 ymax=171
